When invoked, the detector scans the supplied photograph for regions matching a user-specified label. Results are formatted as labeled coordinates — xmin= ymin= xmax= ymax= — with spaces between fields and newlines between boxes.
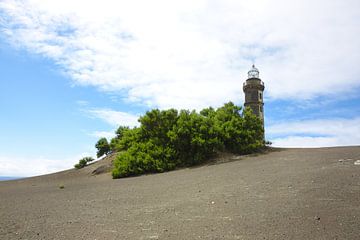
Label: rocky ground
xmin=0 ymin=146 xmax=359 ymax=240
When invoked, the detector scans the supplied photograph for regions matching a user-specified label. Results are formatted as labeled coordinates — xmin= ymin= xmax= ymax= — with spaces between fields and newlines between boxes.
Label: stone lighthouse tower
xmin=243 ymin=65 xmax=265 ymax=123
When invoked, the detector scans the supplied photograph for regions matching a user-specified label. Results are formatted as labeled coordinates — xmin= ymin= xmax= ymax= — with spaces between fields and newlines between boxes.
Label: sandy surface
xmin=0 ymin=147 xmax=359 ymax=240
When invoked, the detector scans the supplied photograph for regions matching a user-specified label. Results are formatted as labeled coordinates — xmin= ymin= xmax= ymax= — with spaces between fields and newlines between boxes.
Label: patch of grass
xmin=59 ymin=185 xmax=65 ymax=189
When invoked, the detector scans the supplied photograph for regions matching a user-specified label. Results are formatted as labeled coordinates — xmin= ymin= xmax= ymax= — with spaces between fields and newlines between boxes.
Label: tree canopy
xmin=74 ymin=157 xmax=95 ymax=169
xmin=102 ymin=102 xmax=264 ymax=178
xmin=95 ymin=137 xmax=110 ymax=158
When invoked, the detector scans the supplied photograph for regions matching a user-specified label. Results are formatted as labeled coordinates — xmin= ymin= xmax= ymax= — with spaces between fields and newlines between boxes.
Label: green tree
xmin=168 ymin=110 xmax=221 ymax=166
xmin=213 ymin=102 xmax=264 ymax=153
xmin=95 ymin=137 xmax=110 ymax=158
xmin=110 ymin=126 xmax=132 ymax=151
xmin=74 ymin=156 xmax=95 ymax=169
xmin=115 ymin=126 xmax=130 ymax=139
xmin=139 ymin=108 xmax=178 ymax=146
xmin=111 ymin=102 xmax=265 ymax=178
xmin=110 ymin=127 xmax=141 ymax=152
xmin=112 ymin=141 xmax=176 ymax=178
xmin=238 ymin=107 xmax=264 ymax=153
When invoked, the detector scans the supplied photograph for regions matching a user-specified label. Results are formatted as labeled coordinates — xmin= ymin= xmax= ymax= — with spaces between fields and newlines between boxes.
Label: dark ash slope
xmin=0 ymin=147 xmax=359 ymax=240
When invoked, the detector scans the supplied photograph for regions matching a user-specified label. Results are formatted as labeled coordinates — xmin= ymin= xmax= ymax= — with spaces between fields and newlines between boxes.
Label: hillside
xmin=0 ymin=146 xmax=359 ymax=239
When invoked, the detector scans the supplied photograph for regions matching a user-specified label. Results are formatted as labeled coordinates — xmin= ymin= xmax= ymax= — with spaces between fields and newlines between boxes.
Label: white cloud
xmin=1 ymin=0 xmax=359 ymax=110
xmin=270 ymin=136 xmax=339 ymax=148
xmin=87 ymin=108 xmax=139 ymax=127
xmin=89 ymin=130 xmax=116 ymax=140
xmin=76 ymin=100 xmax=89 ymax=106
xmin=268 ymin=118 xmax=360 ymax=147
xmin=0 ymin=152 xmax=94 ymax=177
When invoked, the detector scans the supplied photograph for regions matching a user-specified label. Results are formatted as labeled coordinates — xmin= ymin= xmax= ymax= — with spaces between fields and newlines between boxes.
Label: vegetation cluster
xmin=74 ymin=157 xmax=95 ymax=169
xmin=94 ymin=102 xmax=264 ymax=178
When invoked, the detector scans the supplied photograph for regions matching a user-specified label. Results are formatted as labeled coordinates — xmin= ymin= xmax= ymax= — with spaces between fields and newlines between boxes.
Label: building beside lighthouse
xmin=243 ymin=65 xmax=265 ymax=124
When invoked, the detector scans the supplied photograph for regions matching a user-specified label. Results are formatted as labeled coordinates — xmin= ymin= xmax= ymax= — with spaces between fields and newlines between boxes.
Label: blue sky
xmin=0 ymin=0 xmax=359 ymax=177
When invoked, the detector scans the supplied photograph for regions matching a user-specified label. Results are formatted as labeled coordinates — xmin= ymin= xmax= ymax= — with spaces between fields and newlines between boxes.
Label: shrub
xmin=82 ymin=156 xmax=95 ymax=163
xmin=95 ymin=138 xmax=110 ymax=158
xmin=169 ymin=110 xmax=221 ymax=166
xmin=215 ymin=104 xmax=264 ymax=154
xmin=74 ymin=156 xmax=95 ymax=169
xmin=110 ymin=127 xmax=141 ymax=152
xmin=111 ymin=102 xmax=265 ymax=178
xmin=112 ymin=141 xmax=176 ymax=178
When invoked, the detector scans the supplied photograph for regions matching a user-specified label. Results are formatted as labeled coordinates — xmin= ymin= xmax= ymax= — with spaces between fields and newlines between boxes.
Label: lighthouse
xmin=243 ymin=65 xmax=265 ymax=124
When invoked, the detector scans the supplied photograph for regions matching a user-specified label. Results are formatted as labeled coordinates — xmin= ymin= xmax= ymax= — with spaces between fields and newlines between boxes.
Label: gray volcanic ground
xmin=0 ymin=147 xmax=359 ymax=240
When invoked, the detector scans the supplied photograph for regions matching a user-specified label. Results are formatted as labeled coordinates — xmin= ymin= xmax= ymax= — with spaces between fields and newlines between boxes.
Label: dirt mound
xmin=87 ymin=153 xmax=117 ymax=175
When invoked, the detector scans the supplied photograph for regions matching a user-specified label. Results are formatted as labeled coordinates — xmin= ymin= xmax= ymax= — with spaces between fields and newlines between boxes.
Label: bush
xmin=74 ymin=156 xmax=95 ymax=169
xmin=111 ymin=102 xmax=265 ymax=178
xmin=95 ymin=138 xmax=110 ymax=158
xmin=112 ymin=141 xmax=176 ymax=178
xmin=110 ymin=127 xmax=141 ymax=152
xmin=214 ymin=104 xmax=264 ymax=154
xmin=169 ymin=110 xmax=221 ymax=166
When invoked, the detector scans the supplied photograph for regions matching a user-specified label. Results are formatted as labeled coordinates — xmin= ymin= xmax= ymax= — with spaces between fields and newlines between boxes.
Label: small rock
xmin=354 ymin=160 xmax=360 ymax=165
xmin=338 ymin=159 xmax=343 ymax=162
xmin=211 ymin=201 xmax=215 ymax=204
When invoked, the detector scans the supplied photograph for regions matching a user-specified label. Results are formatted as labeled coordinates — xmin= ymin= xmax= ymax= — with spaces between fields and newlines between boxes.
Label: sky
xmin=0 ymin=0 xmax=359 ymax=177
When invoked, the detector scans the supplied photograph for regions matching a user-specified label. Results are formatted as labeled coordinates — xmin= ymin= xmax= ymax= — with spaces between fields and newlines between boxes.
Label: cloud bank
xmin=1 ymin=0 xmax=359 ymax=110
xmin=86 ymin=108 xmax=139 ymax=140
xmin=86 ymin=108 xmax=139 ymax=127
xmin=268 ymin=118 xmax=360 ymax=147
xmin=0 ymin=153 xmax=94 ymax=177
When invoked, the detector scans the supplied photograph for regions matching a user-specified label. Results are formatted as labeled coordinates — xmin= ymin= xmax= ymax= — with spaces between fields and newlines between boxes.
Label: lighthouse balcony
xmin=243 ymin=79 xmax=265 ymax=91
xmin=243 ymin=78 xmax=264 ymax=87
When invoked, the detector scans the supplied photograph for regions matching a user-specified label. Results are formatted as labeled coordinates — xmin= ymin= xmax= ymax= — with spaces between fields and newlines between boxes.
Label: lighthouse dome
xmin=248 ymin=64 xmax=260 ymax=79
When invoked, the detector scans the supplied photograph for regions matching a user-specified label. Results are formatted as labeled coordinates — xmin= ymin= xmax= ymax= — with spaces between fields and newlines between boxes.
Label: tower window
xmin=259 ymin=92 xmax=262 ymax=101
